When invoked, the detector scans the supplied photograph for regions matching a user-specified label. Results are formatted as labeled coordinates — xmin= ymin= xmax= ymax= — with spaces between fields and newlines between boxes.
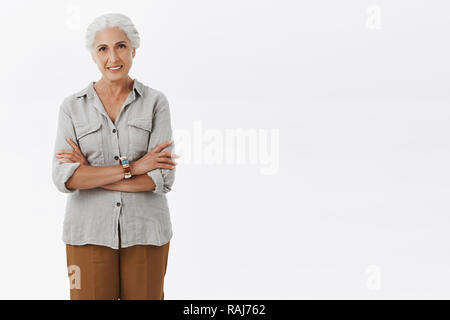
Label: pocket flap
xmin=75 ymin=122 xmax=102 ymax=139
xmin=128 ymin=117 xmax=152 ymax=132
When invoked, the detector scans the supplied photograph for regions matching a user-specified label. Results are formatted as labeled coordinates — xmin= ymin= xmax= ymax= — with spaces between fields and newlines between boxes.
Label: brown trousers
xmin=65 ymin=223 xmax=170 ymax=300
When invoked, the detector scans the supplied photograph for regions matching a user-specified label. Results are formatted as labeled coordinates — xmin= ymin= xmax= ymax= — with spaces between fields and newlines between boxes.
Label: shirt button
xmin=116 ymin=202 xmax=121 ymax=207
xmin=112 ymin=129 xmax=117 ymax=133
xmin=114 ymin=156 xmax=119 ymax=161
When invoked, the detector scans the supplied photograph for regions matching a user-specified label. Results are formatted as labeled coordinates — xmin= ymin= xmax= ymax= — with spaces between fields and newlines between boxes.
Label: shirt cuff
xmin=54 ymin=162 xmax=81 ymax=193
xmin=147 ymin=169 xmax=164 ymax=194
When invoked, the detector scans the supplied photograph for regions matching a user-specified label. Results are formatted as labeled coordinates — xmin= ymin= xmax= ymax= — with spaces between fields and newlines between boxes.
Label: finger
xmin=62 ymin=151 xmax=78 ymax=160
xmin=67 ymin=151 xmax=84 ymax=163
xmin=158 ymin=163 xmax=176 ymax=170
xmin=157 ymin=158 xmax=178 ymax=165
xmin=56 ymin=152 xmax=72 ymax=158
xmin=57 ymin=151 xmax=83 ymax=163
xmin=158 ymin=151 xmax=180 ymax=158
xmin=59 ymin=159 xmax=74 ymax=163
xmin=66 ymin=137 xmax=81 ymax=152
xmin=60 ymin=150 xmax=76 ymax=157
xmin=59 ymin=155 xmax=75 ymax=162
xmin=56 ymin=149 xmax=72 ymax=154
xmin=151 ymin=140 xmax=173 ymax=153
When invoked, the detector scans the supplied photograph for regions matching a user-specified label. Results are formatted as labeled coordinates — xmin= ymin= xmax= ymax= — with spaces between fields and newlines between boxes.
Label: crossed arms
xmin=52 ymin=94 xmax=177 ymax=194
xmin=55 ymin=136 xmax=153 ymax=192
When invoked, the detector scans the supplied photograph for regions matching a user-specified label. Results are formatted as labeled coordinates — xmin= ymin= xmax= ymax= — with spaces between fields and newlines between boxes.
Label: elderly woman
xmin=52 ymin=13 xmax=179 ymax=300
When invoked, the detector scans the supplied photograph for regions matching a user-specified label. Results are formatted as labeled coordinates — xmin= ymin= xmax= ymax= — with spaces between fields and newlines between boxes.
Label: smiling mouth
xmin=107 ymin=65 xmax=123 ymax=71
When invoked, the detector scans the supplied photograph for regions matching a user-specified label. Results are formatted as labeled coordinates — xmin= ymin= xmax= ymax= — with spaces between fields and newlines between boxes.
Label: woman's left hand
xmin=55 ymin=137 xmax=89 ymax=165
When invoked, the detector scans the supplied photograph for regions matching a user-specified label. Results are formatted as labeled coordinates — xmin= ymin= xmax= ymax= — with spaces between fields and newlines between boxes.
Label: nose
xmin=109 ymin=48 xmax=119 ymax=62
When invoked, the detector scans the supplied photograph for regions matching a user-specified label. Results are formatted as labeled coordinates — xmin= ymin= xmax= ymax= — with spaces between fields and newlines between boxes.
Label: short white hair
xmin=85 ymin=13 xmax=140 ymax=52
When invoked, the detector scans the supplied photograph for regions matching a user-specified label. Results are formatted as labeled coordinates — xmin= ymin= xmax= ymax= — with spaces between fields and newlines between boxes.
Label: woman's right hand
xmin=131 ymin=141 xmax=180 ymax=175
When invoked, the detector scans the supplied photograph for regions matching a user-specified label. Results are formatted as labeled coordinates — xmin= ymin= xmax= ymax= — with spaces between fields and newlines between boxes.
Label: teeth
xmin=109 ymin=66 xmax=122 ymax=70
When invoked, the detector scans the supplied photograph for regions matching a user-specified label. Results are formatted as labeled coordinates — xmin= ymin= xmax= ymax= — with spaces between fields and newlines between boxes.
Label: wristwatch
xmin=119 ymin=156 xmax=132 ymax=179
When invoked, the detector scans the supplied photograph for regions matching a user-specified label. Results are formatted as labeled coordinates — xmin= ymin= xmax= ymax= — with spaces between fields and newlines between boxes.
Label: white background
xmin=0 ymin=0 xmax=449 ymax=299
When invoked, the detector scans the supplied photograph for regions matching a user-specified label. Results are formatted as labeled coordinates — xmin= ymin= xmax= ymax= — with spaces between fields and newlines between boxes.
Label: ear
xmin=132 ymin=47 xmax=136 ymax=59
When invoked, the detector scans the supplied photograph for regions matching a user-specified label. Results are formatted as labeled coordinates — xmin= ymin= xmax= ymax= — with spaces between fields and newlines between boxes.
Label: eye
xmin=98 ymin=47 xmax=106 ymax=52
xmin=119 ymin=44 xmax=126 ymax=49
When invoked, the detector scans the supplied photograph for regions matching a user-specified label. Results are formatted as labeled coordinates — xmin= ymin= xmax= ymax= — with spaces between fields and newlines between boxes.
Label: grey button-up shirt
xmin=52 ymin=78 xmax=175 ymax=249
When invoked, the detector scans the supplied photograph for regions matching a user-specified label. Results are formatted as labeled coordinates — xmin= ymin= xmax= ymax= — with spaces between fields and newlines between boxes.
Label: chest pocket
xmin=74 ymin=121 xmax=104 ymax=165
xmin=128 ymin=117 xmax=152 ymax=157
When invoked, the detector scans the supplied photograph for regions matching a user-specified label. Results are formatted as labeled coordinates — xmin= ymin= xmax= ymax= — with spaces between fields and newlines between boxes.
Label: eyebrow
xmin=96 ymin=41 xmax=127 ymax=48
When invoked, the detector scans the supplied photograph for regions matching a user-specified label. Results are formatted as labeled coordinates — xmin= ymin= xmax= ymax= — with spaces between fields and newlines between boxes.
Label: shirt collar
xmin=76 ymin=78 xmax=144 ymax=99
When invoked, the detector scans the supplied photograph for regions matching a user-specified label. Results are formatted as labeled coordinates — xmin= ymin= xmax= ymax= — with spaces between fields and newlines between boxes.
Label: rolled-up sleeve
xmin=52 ymin=99 xmax=81 ymax=193
xmin=147 ymin=93 xmax=176 ymax=194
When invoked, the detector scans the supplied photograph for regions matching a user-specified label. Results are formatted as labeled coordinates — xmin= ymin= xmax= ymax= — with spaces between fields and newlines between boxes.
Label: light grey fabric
xmin=52 ymin=79 xmax=175 ymax=249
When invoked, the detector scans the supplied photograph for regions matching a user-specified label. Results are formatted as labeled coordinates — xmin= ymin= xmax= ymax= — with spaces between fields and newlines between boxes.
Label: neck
xmin=95 ymin=77 xmax=134 ymax=98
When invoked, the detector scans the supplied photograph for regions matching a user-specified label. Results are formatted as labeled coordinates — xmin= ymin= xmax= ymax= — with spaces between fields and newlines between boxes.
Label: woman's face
xmin=91 ymin=26 xmax=135 ymax=81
